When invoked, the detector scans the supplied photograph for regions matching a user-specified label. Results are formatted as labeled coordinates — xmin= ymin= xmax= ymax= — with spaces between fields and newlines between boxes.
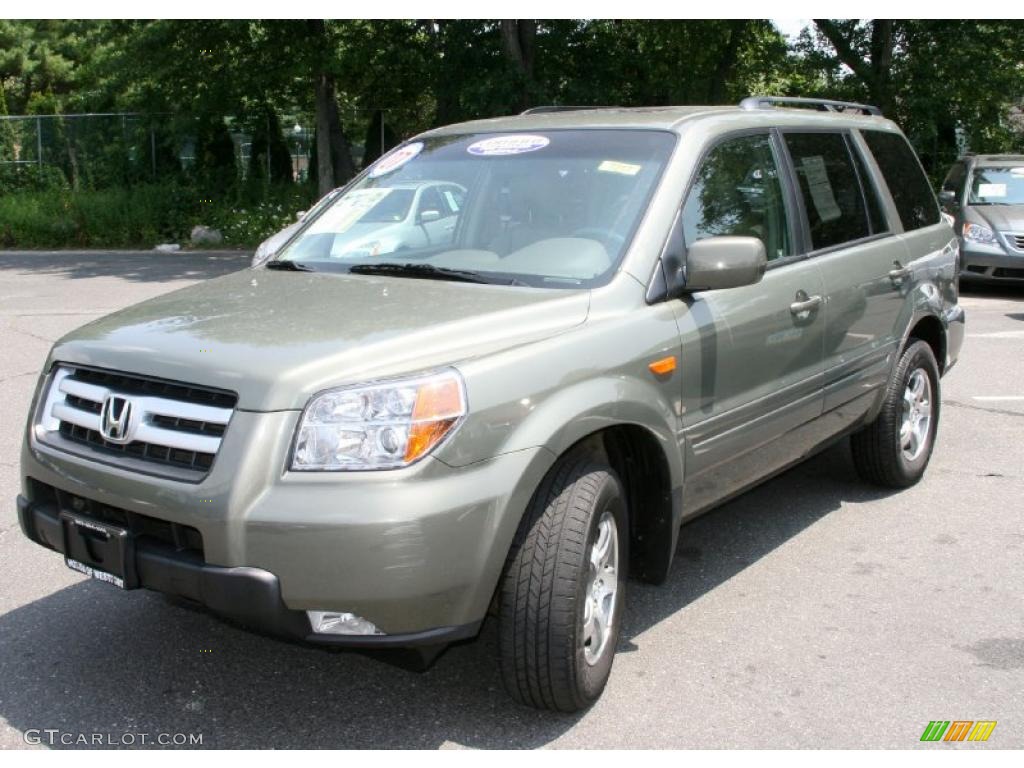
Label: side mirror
xmin=938 ymin=190 xmax=957 ymax=209
xmin=296 ymin=210 xmax=307 ymax=221
xmin=418 ymin=209 xmax=441 ymax=224
xmin=685 ymin=236 xmax=767 ymax=291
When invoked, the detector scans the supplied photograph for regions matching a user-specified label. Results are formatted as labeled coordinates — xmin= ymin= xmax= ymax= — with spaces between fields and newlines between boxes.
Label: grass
xmin=0 ymin=182 xmax=313 ymax=249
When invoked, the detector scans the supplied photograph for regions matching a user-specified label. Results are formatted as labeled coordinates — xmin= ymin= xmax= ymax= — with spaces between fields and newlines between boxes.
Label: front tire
xmin=498 ymin=451 xmax=628 ymax=712
xmin=851 ymin=339 xmax=941 ymax=488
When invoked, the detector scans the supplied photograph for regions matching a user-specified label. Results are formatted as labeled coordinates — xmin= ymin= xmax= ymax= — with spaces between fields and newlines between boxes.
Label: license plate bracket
xmin=60 ymin=512 xmax=138 ymax=589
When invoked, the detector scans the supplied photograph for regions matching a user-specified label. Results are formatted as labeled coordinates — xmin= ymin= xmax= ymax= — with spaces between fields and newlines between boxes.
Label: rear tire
xmin=498 ymin=450 xmax=628 ymax=712
xmin=851 ymin=339 xmax=941 ymax=488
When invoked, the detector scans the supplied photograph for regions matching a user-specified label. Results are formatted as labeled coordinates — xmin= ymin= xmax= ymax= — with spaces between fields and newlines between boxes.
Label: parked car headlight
xmin=962 ymin=222 xmax=997 ymax=245
xmin=291 ymin=369 xmax=466 ymax=470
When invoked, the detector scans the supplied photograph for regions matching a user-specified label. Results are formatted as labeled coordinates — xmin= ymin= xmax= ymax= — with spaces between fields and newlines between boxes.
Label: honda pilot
xmin=18 ymin=96 xmax=964 ymax=712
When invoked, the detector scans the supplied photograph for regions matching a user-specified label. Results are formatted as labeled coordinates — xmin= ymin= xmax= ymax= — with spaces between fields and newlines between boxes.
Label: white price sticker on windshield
xmin=977 ymin=183 xmax=1007 ymax=198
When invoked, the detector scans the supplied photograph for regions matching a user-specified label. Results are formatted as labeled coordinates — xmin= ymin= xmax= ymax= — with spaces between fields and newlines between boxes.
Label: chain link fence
xmin=0 ymin=112 xmax=317 ymax=188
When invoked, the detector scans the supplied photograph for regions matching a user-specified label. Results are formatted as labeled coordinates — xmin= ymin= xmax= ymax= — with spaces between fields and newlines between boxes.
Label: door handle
xmin=790 ymin=294 xmax=822 ymax=315
xmin=889 ymin=262 xmax=912 ymax=281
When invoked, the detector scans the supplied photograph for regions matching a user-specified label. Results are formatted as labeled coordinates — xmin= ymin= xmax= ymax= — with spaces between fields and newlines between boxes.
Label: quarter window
xmin=862 ymin=130 xmax=941 ymax=231
xmin=784 ymin=132 xmax=872 ymax=250
xmin=682 ymin=133 xmax=792 ymax=261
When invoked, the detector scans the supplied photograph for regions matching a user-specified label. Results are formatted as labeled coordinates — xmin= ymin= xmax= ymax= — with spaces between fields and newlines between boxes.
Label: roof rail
xmin=739 ymin=95 xmax=883 ymax=117
xmin=520 ymin=105 xmax=615 ymax=115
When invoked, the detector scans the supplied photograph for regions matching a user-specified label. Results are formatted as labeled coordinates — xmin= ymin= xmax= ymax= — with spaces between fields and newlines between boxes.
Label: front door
xmin=674 ymin=131 xmax=826 ymax=515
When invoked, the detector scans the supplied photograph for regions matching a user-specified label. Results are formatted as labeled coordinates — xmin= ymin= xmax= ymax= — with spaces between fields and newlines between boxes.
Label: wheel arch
xmin=904 ymin=312 xmax=947 ymax=374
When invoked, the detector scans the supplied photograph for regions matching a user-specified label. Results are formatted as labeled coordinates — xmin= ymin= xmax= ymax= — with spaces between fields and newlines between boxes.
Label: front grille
xmin=993 ymin=267 xmax=1024 ymax=279
xmin=36 ymin=365 xmax=236 ymax=481
xmin=29 ymin=478 xmax=204 ymax=556
xmin=58 ymin=421 xmax=215 ymax=471
xmin=1012 ymin=234 xmax=1024 ymax=251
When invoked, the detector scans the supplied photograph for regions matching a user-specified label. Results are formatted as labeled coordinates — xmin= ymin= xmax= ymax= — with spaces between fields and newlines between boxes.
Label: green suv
xmin=18 ymin=96 xmax=964 ymax=712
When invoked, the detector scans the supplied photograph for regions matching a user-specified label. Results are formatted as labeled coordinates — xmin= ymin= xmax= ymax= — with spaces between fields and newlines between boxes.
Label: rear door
xmin=677 ymin=131 xmax=827 ymax=514
xmin=780 ymin=130 xmax=910 ymax=416
xmin=859 ymin=131 xmax=955 ymax=353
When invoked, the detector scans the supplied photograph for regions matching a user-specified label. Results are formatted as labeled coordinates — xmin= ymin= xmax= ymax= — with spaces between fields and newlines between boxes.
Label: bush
xmin=0 ymin=181 xmax=314 ymax=249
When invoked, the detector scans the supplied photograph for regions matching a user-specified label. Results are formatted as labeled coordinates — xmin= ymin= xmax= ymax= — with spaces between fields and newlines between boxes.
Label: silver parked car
xmin=254 ymin=180 xmax=466 ymax=266
xmin=940 ymin=153 xmax=1024 ymax=283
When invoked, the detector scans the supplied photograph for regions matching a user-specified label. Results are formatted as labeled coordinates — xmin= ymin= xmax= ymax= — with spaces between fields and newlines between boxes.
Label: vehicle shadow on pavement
xmin=0 ymin=252 xmax=250 ymax=284
xmin=0 ymin=441 xmax=894 ymax=749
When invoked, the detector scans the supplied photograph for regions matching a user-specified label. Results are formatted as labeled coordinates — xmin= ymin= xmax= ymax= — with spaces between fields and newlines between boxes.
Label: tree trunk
xmin=814 ymin=19 xmax=898 ymax=115
xmin=501 ymin=20 xmax=537 ymax=110
xmin=326 ymin=85 xmax=355 ymax=185
xmin=314 ymin=73 xmax=335 ymax=196
xmin=708 ymin=20 xmax=747 ymax=104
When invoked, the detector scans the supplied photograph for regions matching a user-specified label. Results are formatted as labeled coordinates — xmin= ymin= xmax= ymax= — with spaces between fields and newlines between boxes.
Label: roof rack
xmin=739 ymin=95 xmax=883 ymax=117
xmin=520 ymin=105 xmax=615 ymax=115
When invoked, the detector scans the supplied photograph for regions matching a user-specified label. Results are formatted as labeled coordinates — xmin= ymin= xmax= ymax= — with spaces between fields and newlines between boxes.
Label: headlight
xmin=963 ymin=222 xmax=996 ymax=245
xmin=252 ymin=239 xmax=272 ymax=267
xmin=291 ymin=369 xmax=466 ymax=471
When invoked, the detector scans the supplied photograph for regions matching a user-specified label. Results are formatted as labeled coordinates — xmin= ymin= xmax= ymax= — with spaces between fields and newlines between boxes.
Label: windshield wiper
xmin=348 ymin=262 xmax=522 ymax=285
xmin=265 ymin=260 xmax=315 ymax=271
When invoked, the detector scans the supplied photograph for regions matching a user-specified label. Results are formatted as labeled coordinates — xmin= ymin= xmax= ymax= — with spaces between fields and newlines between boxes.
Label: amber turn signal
xmin=648 ymin=356 xmax=677 ymax=375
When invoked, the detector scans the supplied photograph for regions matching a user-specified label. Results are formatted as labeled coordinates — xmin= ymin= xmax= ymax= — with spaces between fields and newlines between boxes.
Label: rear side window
xmin=862 ymin=131 xmax=941 ymax=230
xmin=783 ymin=132 xmax=872 ymax=250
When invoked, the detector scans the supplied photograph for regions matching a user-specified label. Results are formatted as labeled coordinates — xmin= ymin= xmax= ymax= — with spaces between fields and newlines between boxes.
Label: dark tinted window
xmin=784 ymin=132 xmax=871 ymax=250
xmin=850 ymin=142 xmax=888 ymax=234
xmin=682 ymin=133 xmax=792 ymax=261
xmin=862 ymin=131 xmax=941 ymax=230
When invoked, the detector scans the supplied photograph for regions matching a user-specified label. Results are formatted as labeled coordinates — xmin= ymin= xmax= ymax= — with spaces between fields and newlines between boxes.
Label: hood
xmin=50 ymin=268 xmax=590 ymax=411
xmin=967 ymin=204 xmax=1024 ymax=233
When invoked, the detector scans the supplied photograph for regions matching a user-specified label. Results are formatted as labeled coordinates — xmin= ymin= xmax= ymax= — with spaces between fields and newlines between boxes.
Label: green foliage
xmin=3 ymin=18 xmax=1024 ymax=248
xmin=193 ymin=116 xmax=237 ymax=192
xmin=248 ymin=106 xmax=293 ymax=184
xmin=0 ymin=181 xmax=313 ymax=249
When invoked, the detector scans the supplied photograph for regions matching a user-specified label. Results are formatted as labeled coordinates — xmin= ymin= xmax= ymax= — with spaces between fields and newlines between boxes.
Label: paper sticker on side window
xmin=801 ymin=155 xmax=842 ymax=223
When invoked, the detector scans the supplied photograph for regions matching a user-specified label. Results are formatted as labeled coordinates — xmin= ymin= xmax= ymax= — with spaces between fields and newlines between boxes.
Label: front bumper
xmin=20 ymin=407 xmax=554 ymax=642
xmin=959 ymin=245 xmax=1024 ymax=282
xmin=16 ymin=493 xmax=481 ymax=647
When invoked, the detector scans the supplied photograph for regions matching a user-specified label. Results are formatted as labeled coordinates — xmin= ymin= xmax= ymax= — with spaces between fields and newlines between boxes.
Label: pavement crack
xmin=944 ymin=399 xmax=1024 ymax=419
xmin=0 ymin=370 xmax=37 ymax=384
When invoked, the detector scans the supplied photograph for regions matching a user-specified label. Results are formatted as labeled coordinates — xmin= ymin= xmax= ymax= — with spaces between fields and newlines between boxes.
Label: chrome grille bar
xmin=36 ymin=364 xmax=235 ymax=479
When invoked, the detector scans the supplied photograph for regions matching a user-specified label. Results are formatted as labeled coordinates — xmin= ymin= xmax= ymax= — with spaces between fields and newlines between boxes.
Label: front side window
xmin=966 ymin=166 xmax=1024 ymax=206
xmin=276 ymin=129 xmax=676 ymax=288
xmin=784 ymin=132 xmax=872 ymax=250
xmin=681 ymin=133 xmax=792 ymax=261
xmin=862 ymin=130 xmax=941 ymax=230
xmin=942 ymin=161 xmax=968 ymax=204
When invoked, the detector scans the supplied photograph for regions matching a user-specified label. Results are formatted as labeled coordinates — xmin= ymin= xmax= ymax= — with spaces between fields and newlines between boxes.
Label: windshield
xmin=276 ymin=130 xmax=676 ymax=287
xmin=968 ymin=166 xmax=1024 ymax=205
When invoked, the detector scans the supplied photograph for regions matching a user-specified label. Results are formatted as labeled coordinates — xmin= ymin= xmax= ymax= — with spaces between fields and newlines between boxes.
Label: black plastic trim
xmin=17 ymin=494 xmax=480 ymax=649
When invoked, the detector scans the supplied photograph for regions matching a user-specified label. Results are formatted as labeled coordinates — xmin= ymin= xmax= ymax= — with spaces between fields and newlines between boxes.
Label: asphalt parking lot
xmin=0 ymin=250 xmax=1021 ymax=749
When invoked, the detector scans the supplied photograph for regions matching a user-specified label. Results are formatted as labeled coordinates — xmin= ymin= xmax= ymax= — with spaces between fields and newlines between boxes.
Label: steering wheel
xmin=570 ymin=227 xmax=627 ymax=250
